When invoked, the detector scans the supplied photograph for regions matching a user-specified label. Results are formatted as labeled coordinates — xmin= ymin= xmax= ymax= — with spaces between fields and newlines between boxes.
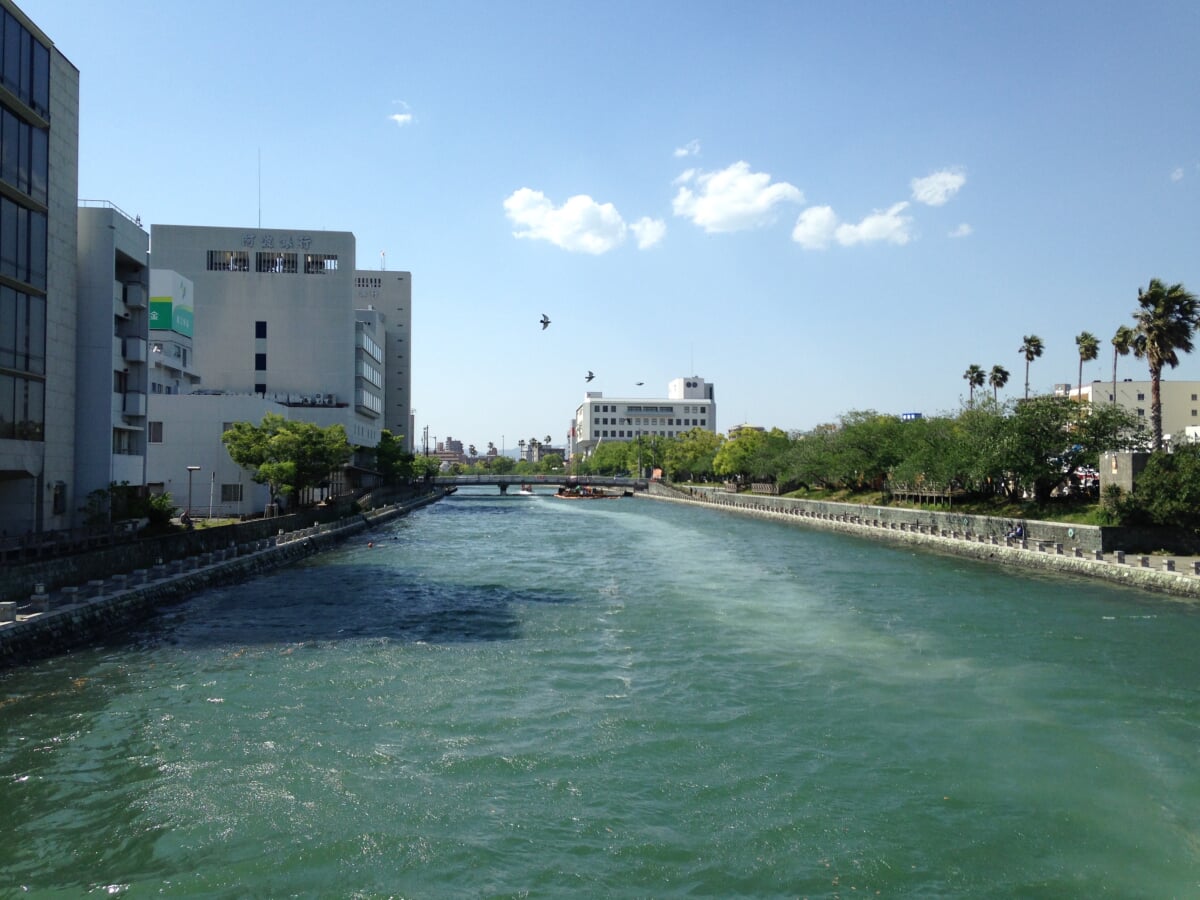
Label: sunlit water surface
xmin=2 ymin=488 xmax=1199 ymax=897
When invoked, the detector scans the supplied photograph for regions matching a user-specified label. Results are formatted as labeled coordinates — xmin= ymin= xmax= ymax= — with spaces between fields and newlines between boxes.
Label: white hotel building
xmin=572 ymin=376 xmax=716 ymax=459
xmin=144 ymin=225 xmax=411 ymax=516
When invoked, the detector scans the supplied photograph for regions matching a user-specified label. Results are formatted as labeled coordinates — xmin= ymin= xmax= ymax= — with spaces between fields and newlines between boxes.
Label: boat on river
xmin=554 ymin=485 xmax=625 ymax=500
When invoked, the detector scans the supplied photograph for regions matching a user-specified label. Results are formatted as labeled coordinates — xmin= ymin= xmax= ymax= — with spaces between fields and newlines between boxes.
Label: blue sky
xmin=21 ymin=0 xmax=1200 ymax=452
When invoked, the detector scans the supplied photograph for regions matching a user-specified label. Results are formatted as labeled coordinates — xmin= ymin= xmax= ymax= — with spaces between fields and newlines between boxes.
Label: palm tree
xmin=989 ymin=364 xmax=1010 ymax=402
xmin=1074 ymin=331 xmax=1099 ymax=400
xmin=544 ymin=435 xmax=553 ymax=446
xmin=1132 ymin=278 xmax=1200 ymax=450
xmin=1110 ymin=324 xmax=1137 ymax=406
xmin=963 ymin=364 xmax=985 ymax=406
xmin=1019 ymin=334 xmax=1044 ymax=399
xmin=468 ymin=444 xmax=476 ymax=458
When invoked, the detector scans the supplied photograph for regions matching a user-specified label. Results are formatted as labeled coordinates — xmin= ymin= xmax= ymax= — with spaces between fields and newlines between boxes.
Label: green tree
xmin=963 ymin=364 xmax=985 ymax=406
xmin=663 ymin=427 xmax=722 ymax=481
xmin=1110 ymin=324 xmax=1138 ymax=406
xmin=1074 ymin=331 xmax=1099 ymax=398
xmin=222 ymin=413 xmax=352 ymax=508
xmin=375 ymin=430 xmax=413 ymax=485
xmin=1019 ymin=334 xmax=1044 ymax=399
xmin=988 ymin=364 xmax=1010 ymax=402
xmin=713 ymin=428 xmax=768 ymax=482
xmin=1132 ymin=278 xmax=1199 ymax=450
xmin=1108 ymin=442 xmax=1200 ymax=529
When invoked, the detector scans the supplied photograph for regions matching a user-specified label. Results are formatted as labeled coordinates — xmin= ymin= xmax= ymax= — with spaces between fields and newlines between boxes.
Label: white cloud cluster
xmin=1171 ymin=167 xmax=1185 ymax=182
xmin=672 ymin=161 xmax=803 ymax=233
xmin=793 ymin=167 xmax=968 ymax=250
xmin=791 ymin=202 xmax=914 ymax=249
xmin=503 ymin=188 xmax=664 ymax=254
xmin=910 ymin=169 xmax=966 ymax=206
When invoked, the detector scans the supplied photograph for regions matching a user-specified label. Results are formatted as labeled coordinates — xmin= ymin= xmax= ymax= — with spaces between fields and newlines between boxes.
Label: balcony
xmin=123 ymin=391 xmax=146 ymax=417
xmin=122 ymin=336 xmax=147 ymax=363
xmin=124 ymin=283 xmax=147 ymax=309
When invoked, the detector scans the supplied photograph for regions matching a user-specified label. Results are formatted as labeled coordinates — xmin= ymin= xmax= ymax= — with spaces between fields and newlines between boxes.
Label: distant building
xmin=1060 ymin=380 xmax=1200 ymax=444
xmin=572 ymin=375 xmax=716 ymax=459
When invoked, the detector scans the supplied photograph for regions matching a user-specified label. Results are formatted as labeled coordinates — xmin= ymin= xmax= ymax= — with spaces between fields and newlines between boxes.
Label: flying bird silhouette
xmin=540 ymin=313 xmax=550 ymax=330
xmin=585 ymin=371 xmax=595 ymax=382
xmin=635 ymin=382 xmax=644 ymax=386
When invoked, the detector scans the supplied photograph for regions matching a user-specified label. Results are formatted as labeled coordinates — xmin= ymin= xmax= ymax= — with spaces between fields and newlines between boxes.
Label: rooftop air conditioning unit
xmin=301 ymin=395 xmax=313 ymax=405
xmin=324 ymin=393 xmax=336 ymax=405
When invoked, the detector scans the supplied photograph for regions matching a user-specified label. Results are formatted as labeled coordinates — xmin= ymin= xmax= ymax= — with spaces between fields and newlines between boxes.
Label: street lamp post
xmin=186 ymin=466 xmax=200 ymax=517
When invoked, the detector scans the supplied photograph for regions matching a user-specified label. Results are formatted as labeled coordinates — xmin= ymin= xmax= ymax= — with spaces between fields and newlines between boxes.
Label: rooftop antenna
xmin=257 ymin=148 xmax=261 ymax=228
xmin=381 ymin=250 xmax=386 ymax=271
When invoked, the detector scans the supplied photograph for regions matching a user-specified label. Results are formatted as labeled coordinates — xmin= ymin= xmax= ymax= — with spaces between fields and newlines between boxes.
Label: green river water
xmin=1 ymin=487 xmax=1198 ymax=897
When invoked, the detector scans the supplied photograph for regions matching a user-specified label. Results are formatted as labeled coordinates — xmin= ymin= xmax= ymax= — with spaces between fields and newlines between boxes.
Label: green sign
xmin=149 ymin=298 xmax=194 ymax=337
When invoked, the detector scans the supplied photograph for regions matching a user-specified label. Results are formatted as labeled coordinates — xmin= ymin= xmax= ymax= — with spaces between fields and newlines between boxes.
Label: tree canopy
xmin=222 ymin=413 xmax=352 ymax=507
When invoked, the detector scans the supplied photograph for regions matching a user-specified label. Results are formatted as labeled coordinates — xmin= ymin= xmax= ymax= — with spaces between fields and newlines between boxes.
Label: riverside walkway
xmin=646 ymin=482 xmax=1200 ymax=601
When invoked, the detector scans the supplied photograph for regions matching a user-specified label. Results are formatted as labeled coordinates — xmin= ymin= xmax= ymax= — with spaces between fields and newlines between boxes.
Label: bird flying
xmin=635 ymin=382 xmax=644 ymax=386
xmin=540 ymin=313 xmax=550 ymax=330
xmin=585 ymin=371 xmax=595 ymax=382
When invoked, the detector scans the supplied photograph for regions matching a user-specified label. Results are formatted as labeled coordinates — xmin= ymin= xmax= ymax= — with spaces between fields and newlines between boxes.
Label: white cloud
xmin=504 ymin=188 xmax=639 ymax=254
xmin=911 ymin=169 xmax=966 ymax=206
xmin=949 ymin=223 xmax=973 ymax=238
xmin=389 ymin=100 xmax=414 ymax=127
xmin=1171 ymin=167 xmax=1185 ymax=182
xmin=836 ymin=201 xmax=914 ymax=246
xmin=792 ymin=202 xmax=915 ymax=249
xmin=672 ymin=161 xmax=803 ymax=233
xmin=630 ymin=217 xmax=667 ymax=249
xmin=674 ymin=139 xmax=701 ymax=158
xmin=791 ymin=206 xmax=839 ymax=250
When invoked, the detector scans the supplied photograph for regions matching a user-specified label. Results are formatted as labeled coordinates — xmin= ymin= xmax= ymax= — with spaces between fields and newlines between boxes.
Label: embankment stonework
xmin=0 ymin=493 xmax=442 ymax=668
xmin=646 ymin=483 xmax=1200 ymax=602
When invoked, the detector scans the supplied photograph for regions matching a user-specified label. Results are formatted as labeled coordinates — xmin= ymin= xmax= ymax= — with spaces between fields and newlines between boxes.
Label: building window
xmin=255 ymin=321 xmax=267 ymax=339
xmin=304 ymin=253 xmax=338 ymax=274
xmin=207 ymin=250 xmax=249 ymax=271
xmin=256 ymin=251 xmax=297 ymax=273
xmin=221 ymin=483 xmax=243 ymax=502
xmin=1136 ymin=408 xmax=1145 ymax=417
xmin=148 ymin=421 xmax=163 ymax=443
xmin=255 ymin=382 xmax=267 ymax=395
xmin=1137 ymin=392 xmax=1145 ymax=401
xmin=255 ymin=352 xmax=266 ymax=370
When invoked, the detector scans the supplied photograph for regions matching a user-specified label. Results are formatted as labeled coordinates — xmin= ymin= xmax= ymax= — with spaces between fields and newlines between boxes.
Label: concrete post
xmin=60 ymin=586 xmax=79 ymax=606
xmin=87 ymin=579 xmax=105 ymax=598
xmin=1094 ymin=550 xmax=1104 ymax=561
xmin=1165 ymin=559 xmax=1176 ymax=572
xmin=1115 ymin=551 xmax=1126 ymax=564
xmin=1140 ymin=556 xmax=1150 ymax=568
xmin=0 ymin=601 xmax=16 ymax=622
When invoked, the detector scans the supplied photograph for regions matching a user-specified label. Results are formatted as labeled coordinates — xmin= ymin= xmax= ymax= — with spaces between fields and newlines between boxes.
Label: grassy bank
xmin=780 ymin=487 xmax=1105 ymax=526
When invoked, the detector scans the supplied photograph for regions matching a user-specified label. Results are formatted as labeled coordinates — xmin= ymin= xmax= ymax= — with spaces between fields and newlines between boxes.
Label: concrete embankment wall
xmin=0 ymin=493 xmax=442 ymax=668
xmin=645 ymin=483 xmax=1200 ymax=602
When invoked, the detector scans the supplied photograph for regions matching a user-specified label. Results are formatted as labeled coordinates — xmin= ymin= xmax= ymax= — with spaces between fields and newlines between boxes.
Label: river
xmin=1 ymin=487 xmax=1198 ymax=897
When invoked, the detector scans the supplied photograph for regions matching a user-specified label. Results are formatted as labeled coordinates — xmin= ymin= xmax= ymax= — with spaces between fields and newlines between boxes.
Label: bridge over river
xmin=431 ymin=474 xmax=649 ymax=494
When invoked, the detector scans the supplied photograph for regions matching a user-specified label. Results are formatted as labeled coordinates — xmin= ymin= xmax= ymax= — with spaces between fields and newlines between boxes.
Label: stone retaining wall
xmin=0 ymin=492 xmax=444 ymax=669
xmin=646 ymin=483 xmax=1200 ymax=601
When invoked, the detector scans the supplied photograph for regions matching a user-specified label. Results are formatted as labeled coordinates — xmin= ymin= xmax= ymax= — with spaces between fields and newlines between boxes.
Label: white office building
xmin=355 ymin=270 xmax=412 ymax=451
xmin=144 ymin=225 xmax=411 ymax=515
xmin=1060 ymin=379 xmax=1200 ymax=444
xmin=572 ymin=375 xmax=716 ymax=458
xmin=75 ymin=204 xmax=150 ymax=503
